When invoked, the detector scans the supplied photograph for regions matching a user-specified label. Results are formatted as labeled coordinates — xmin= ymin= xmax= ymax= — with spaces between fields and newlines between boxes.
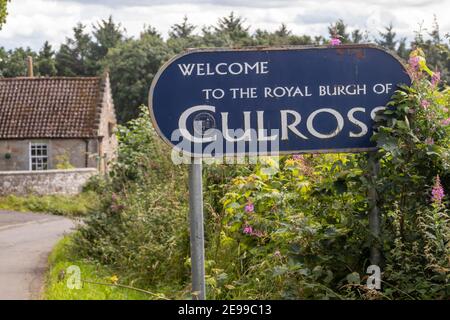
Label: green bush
xmin=0 ymin=192 xmax=99 ymax=217
xmin=372 ymin=48 xmax=450 ymax=299
xmin=74 ymin=107 xmax=191 ymax=293
xmin=55 ymin=153 xmax=75 ymax=170
xmin=204 ymin=154 xmax=369 ymax=299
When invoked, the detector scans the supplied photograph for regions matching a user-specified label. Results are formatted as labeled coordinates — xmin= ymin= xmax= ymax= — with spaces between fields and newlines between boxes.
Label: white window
xmin=30 ymin=143 xmax=48 ymax=171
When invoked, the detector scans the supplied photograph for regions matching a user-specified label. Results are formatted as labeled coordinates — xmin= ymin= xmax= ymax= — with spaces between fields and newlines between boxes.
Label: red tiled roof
xmin=0 ymin=77 xmax=105 ymax=139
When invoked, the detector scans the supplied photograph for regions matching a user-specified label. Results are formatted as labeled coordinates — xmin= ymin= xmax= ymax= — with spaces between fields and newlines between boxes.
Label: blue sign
xmin=149 ymin=45 xmax=411 ymax=157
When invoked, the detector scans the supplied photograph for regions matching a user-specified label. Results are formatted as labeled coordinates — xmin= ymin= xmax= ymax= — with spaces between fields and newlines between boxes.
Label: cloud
xmin=55 ymin=0 xmax=444 ymax=8
xmin=55 ymin=0 xmax=297 ymax=8
xmin=295 ymin=7 xmax=407 ymax=30
xmin=0 ymin=0 xmax=448 ymax=50
xmin=356 ymin=0 xmax=442 ymax=7
xmin=296 ymin=10 xmax=369 ymax=27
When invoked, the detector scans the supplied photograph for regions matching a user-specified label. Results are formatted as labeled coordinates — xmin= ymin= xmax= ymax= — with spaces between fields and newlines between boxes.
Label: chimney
xmin=27 ymin=56 xmax=34 ymax=77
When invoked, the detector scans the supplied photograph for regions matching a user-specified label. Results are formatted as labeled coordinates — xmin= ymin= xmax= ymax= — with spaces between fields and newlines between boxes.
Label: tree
xmin=254 ymin=24 xmax=313 ymax=46
xmin=396 ymin=37 xmax=408 ymax=59
xmin=289 ymin=34 xmax=314 ymax=45
xmin=430 ymin=18 xmax=440 ymax=44
xmin=0 ymin=0 xmax=9 ymax=30
xmin=37 ymin=41 xmax=57 ymax=76
xmin=274 ymin=23 xmax=291 ymax=38
xmin=169 ymin=16 xmax=196 ymax=39
xmin=376 ymin=23 xmax=398 ymax=51
xmin=420 ymin=18 xmax=450 ymax=84
xmin=2 ymin=47 xmax=37 ymax=77
xmin=254 ymin=26 xmax=289 ymax=46
xmin=167 ymin=17 xmax=203 ymax=53
xmin=351 ymin=29 xmax=364 ymax=44
xmin=213 ymin=12 xmax=252 ymax=46
xmin=141 ymin=25 xmax=162 ymax=38
xmin=0 ymin=47 xmax=8 ymax=77
xmin=314 ymin=35 xmax=326 ymax=45
xmin=55 ymin=23 xmax=95 ymax=76
xmin=102 ymin=33 xmax=171 ymax=122
xmin=328 ymin=19 xmax=350 ymax=43
xmin=201 ymin=26 xmax=230 ymax=47
xmin=91 ymin=16 xmax=125 ymax=62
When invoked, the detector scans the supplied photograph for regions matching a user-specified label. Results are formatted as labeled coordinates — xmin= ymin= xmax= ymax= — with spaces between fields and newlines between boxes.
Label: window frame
xmin=29 ymin=142 xmax=49 ymax=171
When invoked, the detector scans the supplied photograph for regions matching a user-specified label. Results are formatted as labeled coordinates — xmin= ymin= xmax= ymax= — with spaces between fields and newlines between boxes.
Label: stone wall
xmin=0 ymin=168 xmax=98 ymax=195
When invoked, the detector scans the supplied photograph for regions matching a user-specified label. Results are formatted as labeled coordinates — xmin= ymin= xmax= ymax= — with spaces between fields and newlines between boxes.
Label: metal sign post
xmin=189 ymin=157 xmax=206 ymax=300
xmin=368 ymin=151 xmax=381 ymax=266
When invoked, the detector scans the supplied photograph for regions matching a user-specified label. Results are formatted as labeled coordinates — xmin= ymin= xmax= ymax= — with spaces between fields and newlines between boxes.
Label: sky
xmin=0 ymin=0 xmax=448 ymax=50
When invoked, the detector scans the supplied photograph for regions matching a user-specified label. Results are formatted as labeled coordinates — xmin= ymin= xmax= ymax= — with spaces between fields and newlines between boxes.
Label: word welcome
xmin=178 ymin=61 xmax=269 ymax=76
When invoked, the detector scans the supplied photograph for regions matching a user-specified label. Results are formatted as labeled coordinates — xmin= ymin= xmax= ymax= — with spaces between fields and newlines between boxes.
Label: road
xmin=0 ymin=210 xmax=75 ymax=300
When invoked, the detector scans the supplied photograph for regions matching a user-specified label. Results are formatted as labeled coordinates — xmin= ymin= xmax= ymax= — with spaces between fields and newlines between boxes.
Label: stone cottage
xmin=0 ymin=73 xmax=118 ymax=195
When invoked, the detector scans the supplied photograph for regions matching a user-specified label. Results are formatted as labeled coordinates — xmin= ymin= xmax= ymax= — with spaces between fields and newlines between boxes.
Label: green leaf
xmin=346 ymin=272 xmax=361 ymax=285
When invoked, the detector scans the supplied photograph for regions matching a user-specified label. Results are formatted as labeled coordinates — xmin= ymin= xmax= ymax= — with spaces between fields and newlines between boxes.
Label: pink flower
xmin=431 ymin=175 xmax=445 ymax=203
xmin=244 ymin=202 xmax=254 ymax=213
xmin=243 ymin=221 xmax=266 ymax=237
xmin=421 ymin=100 xmax=430 ymax=109
xmin=274 ymin=250 xmax=282 ymax=258
xmin=443 ymin=107 xmax=449 ymax=113
xmin=442 ymin=118 xmax=450 ymax=126
xmin=408 ymin=56 xmax=420 ymax=70
xmin=425 ymin=137 xmax=434 ymax=145
xmin=243 ymin=224 xmax=253 ymax=235
xmin=293 ymin=154 xmax=302 ymax=160
xmin=431 ymin=71 xmax=441 ymax=86
xmin=330 ymin=38 xmax=341 ymax=46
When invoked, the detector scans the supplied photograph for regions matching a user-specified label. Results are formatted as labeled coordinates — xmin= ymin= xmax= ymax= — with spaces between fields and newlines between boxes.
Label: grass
xmin=0 ymin=192 xmax=100 ymax=217
xmin=45 ymin=235 xmax=158 ymax=300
